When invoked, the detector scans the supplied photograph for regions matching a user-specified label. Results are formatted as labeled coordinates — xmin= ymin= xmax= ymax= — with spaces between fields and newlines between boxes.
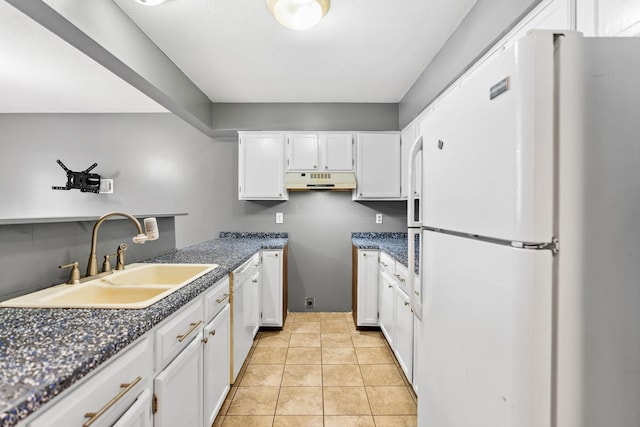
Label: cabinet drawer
xmin=203 ymin=276 xmax=230 ymax=323
xmin=155 ymin=299 xmax=203 ymax=370
xmin=29 ymin=337 xmax=153 ymax=427
xmin=379 ymin=252 xmax=396 ymax=275
xmin=394 ymin=262 xmax=409 ymax=294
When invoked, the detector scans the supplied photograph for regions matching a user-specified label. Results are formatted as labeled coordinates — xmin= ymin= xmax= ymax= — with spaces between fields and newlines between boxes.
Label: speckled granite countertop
xmin=0 ymin=232 xmax=287 ymax=427
xmin=351 ymin=232 xmax=409 ymax=266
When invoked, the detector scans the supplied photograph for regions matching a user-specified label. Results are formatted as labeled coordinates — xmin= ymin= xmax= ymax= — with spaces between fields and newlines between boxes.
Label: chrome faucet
xmin=86 ymin=212 xmax=154 ymax=277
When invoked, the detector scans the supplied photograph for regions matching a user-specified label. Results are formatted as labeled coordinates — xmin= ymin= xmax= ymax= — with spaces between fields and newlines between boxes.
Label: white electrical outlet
xmin=276 ymin=212 xmax=284 ymax=224
xmin=99 ymin=179 xmax=114 ymax=194
xmin=376 ymin=213 xmax=383 ymax=224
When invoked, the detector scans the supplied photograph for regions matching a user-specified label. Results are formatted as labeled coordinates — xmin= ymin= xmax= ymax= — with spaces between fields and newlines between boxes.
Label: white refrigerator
xmin=408 ymin=30 xmax=640 ymax=427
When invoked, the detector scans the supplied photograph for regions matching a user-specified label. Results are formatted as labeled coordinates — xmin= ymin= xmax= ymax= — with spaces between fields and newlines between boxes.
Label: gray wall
xmin=204 ymin=139 xmax=407 ymax=311
xmin=0 ymin=217 xmax=176 ymax=300
xmin=0 ymin=113 xmax=406 ymax=310
xmin=399 ymin=0 xmax=543 ymax=127
xmin=0 ymin=113 xmax=219 ymax=299
xmin=212 ymin=103 xmax=399 ymax=132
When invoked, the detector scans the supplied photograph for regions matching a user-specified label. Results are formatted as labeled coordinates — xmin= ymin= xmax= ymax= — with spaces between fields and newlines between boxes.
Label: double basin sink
xmin=0 ymin=263 xmax=218 ymax=309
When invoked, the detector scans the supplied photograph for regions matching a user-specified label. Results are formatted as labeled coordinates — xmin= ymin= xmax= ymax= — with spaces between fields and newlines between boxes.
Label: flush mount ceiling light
xmin=134 ymin=0 xmax=169 ymax=5
xmin=267 ymin=0 xmax=330 ymax=31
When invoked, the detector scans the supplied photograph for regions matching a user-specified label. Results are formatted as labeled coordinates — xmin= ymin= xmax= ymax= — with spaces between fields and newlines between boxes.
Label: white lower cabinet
xmin=395 ymin=287 xmax=414 ymax=382
xmin=203 ymin=305 xmax=230 ymax=427
xmin=154 ymin=331 xmax=204 ymax=427
xmin=353 ymin=248 xmax=379 ymax=327
xmin=29 ymin=337 xmax=153 ymax=427
xmin=260 ymin=249 xmax=284 ymax=327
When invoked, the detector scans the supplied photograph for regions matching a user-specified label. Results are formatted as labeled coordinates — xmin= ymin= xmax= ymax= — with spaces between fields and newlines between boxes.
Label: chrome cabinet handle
xmin=176 ymin=321 xmax=203 ymax=342
xmin=83 ymin=376 xmax=142 ymax=427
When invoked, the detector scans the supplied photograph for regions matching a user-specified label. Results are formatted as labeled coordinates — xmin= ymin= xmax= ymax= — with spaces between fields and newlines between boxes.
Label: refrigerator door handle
xmin=408 ymin=227 xmax=423 ymax=320
xmin=407 ymin=135 xmax=423 ymax=227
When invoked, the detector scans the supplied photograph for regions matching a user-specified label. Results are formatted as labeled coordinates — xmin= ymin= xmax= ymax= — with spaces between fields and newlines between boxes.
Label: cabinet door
xmin=287 ymin=133 xmax=319 ymax=170
xmin=203 ymin=305 xmax=230 ymax=427
xmin=395 ymin=288 xmax=414 ymax=383
xmin=401 ymin=123 xmax=417 ymax=199
xmin=379 ymin=271 xmax=396 ymax=347
xmin=355 ymin=133 xmax=401 ymax=200
xmin=357 ymin=250 xmax=379 ymax=326
xmin=239 ymin=133 xmax=287 ymax=200
xmin=320 ymin=133 xmax=353 ymax=171
xmin=261 ymin=250 xmax=283 ymax=327
xmin=112 ymin=389 xmax=153 ymax=427
xmin=154 ymin=332 xmax=204 ymax=427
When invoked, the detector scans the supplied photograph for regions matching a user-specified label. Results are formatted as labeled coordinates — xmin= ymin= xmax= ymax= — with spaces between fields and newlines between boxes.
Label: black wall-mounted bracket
xmin=51 ymin=159 xmax=101 ymax=193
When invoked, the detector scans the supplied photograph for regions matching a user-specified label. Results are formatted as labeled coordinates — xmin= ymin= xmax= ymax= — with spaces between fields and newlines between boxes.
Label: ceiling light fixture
xmin=134 ymin=0 xmax=169 ymax=6
xmin=267 ymin=0 xmax=330 ymax=31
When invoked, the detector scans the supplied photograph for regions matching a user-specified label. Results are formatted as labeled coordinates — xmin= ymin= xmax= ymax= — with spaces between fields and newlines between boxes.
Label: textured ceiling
xmin=0 ymin=1 xmax=167 ymax=113
xmin=113 ymin=0 xmax=478 ymax=103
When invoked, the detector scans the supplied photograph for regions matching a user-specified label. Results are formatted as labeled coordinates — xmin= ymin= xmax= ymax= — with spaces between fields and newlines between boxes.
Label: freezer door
xmin=421 ymin=32 xmax=555 ymax=243
xmin=417 ymin=230 xmax=553 ymax=427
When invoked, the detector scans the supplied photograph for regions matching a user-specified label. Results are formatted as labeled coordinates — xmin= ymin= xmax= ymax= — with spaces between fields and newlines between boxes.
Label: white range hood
xmin=285 ymin=172 xmax=356 ymax=191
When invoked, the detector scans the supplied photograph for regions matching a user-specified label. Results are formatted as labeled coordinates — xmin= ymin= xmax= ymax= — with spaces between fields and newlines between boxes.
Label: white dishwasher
xmin=230 ymin=253 xmax=260 ymax=383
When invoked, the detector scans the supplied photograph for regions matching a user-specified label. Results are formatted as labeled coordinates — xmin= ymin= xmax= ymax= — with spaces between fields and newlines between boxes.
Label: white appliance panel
xmin=418 ymin=230 xmax=552 ymax=427
xmin=421 ymin=33 xmax=555 ymax=243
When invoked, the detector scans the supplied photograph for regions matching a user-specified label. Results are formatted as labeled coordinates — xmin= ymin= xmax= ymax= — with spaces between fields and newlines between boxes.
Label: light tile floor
xmin=214 ymin=312 xmax=417 ymax=427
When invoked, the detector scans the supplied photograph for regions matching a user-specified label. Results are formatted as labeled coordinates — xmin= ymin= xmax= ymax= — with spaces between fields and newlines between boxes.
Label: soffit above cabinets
xmin=112 ymin=0 xmax=478 ymax=103
xmin=0 ymin=1 xmax=166 ymax=113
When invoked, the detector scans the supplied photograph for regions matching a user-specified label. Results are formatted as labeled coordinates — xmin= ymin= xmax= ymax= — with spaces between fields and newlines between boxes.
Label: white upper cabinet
xmin=354 ymin=133 xmax=401 ymax=200
xmin=287 ymin=132 xmax=354 ymax=172
xmin=287 ymin=133 xmax=319 ymax=171
xmin=319 ymin=133 xmax=354 ymax=171
xmin=578 ymin=0 xmax=640 ymax=36
xmin=238 ymin=132 xmax=287 ymax=200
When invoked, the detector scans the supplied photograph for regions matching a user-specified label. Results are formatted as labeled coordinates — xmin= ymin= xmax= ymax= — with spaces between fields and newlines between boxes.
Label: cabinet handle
xmin=202 ymin=337 xmax=208 ymax=344
xmin=381 ymin=262 xmax=388 ymax=267
xmin=404 ymin=301 xmax=410 ymax=306
xmin=176 ymin=320 xmax=203 ymax=342
xmin=252 ymin=279 xmax=259 ymax=283
xmin=210 ymin=330 xmax=216 ymax=336
xmin=83 ymin=376 xmax=142 ymax=427
xmin=216 ymin=294 xmax=230 ymax=304
xmin=388 ymin=284 xmax=393 ymax=288
xmin=394 ymin=274 xmax=406 ymax=283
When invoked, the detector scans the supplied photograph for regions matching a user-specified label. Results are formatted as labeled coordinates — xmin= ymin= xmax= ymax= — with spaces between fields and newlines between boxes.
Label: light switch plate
xmin=276 ymin=212 xmax=284 ymax=224
xmin=376 ymin=213 xmax=383 ymax=224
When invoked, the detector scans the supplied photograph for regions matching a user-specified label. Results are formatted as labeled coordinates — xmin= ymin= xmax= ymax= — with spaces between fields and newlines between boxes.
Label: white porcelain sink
xmin=0 ymin=263 xmax=218 ymax=309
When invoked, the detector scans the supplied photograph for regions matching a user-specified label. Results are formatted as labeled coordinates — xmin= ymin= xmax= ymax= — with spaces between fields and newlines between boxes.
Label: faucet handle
xmin=59 ymin=261 xmax=80 ymax=284
xmin=102 ymin=253 xmax=116 ymax=273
